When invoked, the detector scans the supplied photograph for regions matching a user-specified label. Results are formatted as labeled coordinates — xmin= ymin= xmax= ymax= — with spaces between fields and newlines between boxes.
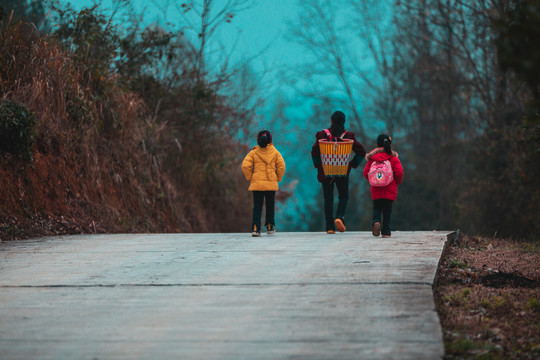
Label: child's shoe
xmin=382 ymin=234 xmax=391 ymax=238
xmin=266 ymin=223 xmax=275 ymax=235
xmin=372 ymin=222 xmax=381 ymax=236
xmin=251 ymin=225 xmax=261 ymax=237
xmin=326 ymin=224 xmax=336 ymax=234
xmin=326 ymin=222 xmax=336 ymax=234
xmin=335 ymin=218 xmax=346 ymax=232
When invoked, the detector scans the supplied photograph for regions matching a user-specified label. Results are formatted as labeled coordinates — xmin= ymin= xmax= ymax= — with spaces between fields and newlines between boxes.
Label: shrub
xmin=528 ymin=297 xmax=540 ymax=312
xmin=0 ymin=99 xmax=36 ymax=161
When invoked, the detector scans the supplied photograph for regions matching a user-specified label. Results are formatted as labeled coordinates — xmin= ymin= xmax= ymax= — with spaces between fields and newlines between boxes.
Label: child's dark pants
xmin=252 ymin=191 xmax=276 ymax=229
xmin=372 ymin=199 xmax=393 ymax=235
xmin=322 ymin=177 xmax=349 ymax=230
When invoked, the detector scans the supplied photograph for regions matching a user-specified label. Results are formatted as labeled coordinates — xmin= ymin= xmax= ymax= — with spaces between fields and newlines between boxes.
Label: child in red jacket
xmin=363 ymin=134 xmax=404 ymax=237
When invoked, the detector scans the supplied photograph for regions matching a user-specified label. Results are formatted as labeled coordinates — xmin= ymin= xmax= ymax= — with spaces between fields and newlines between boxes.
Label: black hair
xmin=377 ymin=134 xmax=392 ymax=155
xmin=257 ymin=130 xmax=272 ymax=148
xmin=329 ymin=111 xmax=346 ymax=137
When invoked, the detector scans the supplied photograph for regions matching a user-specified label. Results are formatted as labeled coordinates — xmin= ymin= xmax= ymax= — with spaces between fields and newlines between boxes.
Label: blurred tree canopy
xmin=289 ymin=0 xmax=539 ymax=239
xmin=0 ymin=0 xmax=45 ymax=25
xmin=493 ymin=0 xmax=540 ymax=175
xmin=493 ymin=0 xmax=540 ymax=91
xmin=393 ymin=0 xmax=539 ymax=239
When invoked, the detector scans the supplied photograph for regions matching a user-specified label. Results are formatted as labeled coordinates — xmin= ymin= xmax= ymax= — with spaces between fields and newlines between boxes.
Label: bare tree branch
xmin=288 ymin=0 xmax=367 ymax=141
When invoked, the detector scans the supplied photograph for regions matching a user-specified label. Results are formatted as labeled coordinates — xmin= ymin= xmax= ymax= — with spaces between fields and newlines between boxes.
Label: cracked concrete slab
xmin=0 ymin=231 xmax=452 ymax=359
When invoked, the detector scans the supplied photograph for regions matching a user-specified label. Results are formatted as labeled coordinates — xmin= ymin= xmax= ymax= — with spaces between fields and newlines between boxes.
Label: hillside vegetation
xmin=0 ymin=3 xmax=253 ymax=240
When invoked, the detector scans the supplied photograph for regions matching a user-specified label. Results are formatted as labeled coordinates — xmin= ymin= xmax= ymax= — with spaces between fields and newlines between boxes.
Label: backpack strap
xmin=323 ymin=129 xmax=331 ymax=139
xmin=323 ymin=129 xmax=348 ymax=141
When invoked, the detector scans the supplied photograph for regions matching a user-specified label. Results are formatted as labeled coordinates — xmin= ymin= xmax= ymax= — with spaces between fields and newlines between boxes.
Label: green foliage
xmin=444 ymin=288 xmax=471 ymax=307
xmin=0 ymin=99 xmax=36 ymax=161
xmin=51 ymin=3 xmax=120 ymax=93
xmin=447 ymin=257 xmax=467 ymax=269
xmin=0 ymin=222 xmax=23 ymax=237
xmin=480 ymin=296 xmax=509 ymax=310
xmin=0 ymin=0 xmax=48 ymax=31
xmin=447 ymin=338 xmax=477 ymax=353
xmin=528 ymin=297 xmax=540 ymax=312
xmin=117 ymin=24 xmax=184 ymax=84
xmin=65 ymin=93 xmax=94 ymax=124
xmin=447 ymin=339 xmax=504 ymax=359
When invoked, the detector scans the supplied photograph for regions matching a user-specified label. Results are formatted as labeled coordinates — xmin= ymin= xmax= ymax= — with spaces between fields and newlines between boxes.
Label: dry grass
xmin=435 ymin=235 xmax=540 ymax=359
xmin=0 ymin=17 xmax=252 ymax=239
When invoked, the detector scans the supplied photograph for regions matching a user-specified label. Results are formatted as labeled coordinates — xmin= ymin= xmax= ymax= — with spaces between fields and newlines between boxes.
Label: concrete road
xmin=0 ymin=231 xmax=452 ymax=360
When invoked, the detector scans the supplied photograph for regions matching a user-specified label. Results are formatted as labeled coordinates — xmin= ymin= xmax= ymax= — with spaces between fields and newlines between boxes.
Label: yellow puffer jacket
xmin=241 ymin=144 xmax=286 ymax=191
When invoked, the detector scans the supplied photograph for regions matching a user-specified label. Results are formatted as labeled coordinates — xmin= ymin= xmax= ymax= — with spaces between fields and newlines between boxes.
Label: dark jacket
xmin=363 ymin=151 xmax=404 ymax=200
xmin=311 ymin=129 xmax=366 ymax=182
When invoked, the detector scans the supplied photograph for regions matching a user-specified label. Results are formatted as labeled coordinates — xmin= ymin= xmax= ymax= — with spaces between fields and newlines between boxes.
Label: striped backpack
xmin=319 ymin=129 xmax=353 ymax=177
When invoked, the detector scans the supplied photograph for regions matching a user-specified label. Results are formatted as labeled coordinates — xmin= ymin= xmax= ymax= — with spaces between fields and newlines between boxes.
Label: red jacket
xmin=311 ymin=130 xmax=366 ymax=182
xmin=363 ymin=152 xmax=404 ymax=200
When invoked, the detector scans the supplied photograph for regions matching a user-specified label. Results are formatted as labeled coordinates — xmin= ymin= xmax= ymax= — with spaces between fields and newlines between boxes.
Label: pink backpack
xmin=368 ymin=159 xmax=394 ymax=187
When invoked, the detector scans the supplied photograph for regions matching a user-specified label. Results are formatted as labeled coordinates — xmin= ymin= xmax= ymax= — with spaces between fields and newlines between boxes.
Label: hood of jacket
xmin=371 ymin=152 xmax=393 ymax=162
xmin=241 ymin=143 xmax=285 ymax=192
xmin=252 ymin=144 xmax=278 ymax=163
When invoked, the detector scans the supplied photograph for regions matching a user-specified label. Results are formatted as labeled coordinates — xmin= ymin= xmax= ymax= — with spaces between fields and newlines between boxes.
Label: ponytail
xmin=376 ymin=134 xmax=392 ymax=155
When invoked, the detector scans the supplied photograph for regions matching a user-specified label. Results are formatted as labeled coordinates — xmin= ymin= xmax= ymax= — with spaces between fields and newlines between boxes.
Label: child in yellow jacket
xmin=242 ymin=130 xmax=286 ymax=236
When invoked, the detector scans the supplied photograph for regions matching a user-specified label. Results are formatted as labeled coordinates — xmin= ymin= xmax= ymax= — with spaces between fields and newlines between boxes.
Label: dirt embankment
xmin=0 ymin=150 xmax=164 ymax=240
xmin=435 ymin=235 xmax=540 ymax=359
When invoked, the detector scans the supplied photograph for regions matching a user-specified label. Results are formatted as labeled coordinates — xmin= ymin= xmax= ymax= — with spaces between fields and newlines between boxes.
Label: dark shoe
xmin=326 ymin=222 xmax=336 ymax=234
xmin=266 ymin=223 xmax=275 ymax=235
xmin=251 ymin=225 xmax=261 ymax=237
xmin=335 ymin=218 xmax=346 ymax=232
xmin=372 ymin=222 xmax=381 ymax=236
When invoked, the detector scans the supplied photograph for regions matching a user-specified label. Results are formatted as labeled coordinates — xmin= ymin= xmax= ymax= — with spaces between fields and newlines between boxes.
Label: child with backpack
xmin=242 ymin=130 xmax=286 ymax=237
xmin=363 ymin=134 xmax=404 ymax=237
